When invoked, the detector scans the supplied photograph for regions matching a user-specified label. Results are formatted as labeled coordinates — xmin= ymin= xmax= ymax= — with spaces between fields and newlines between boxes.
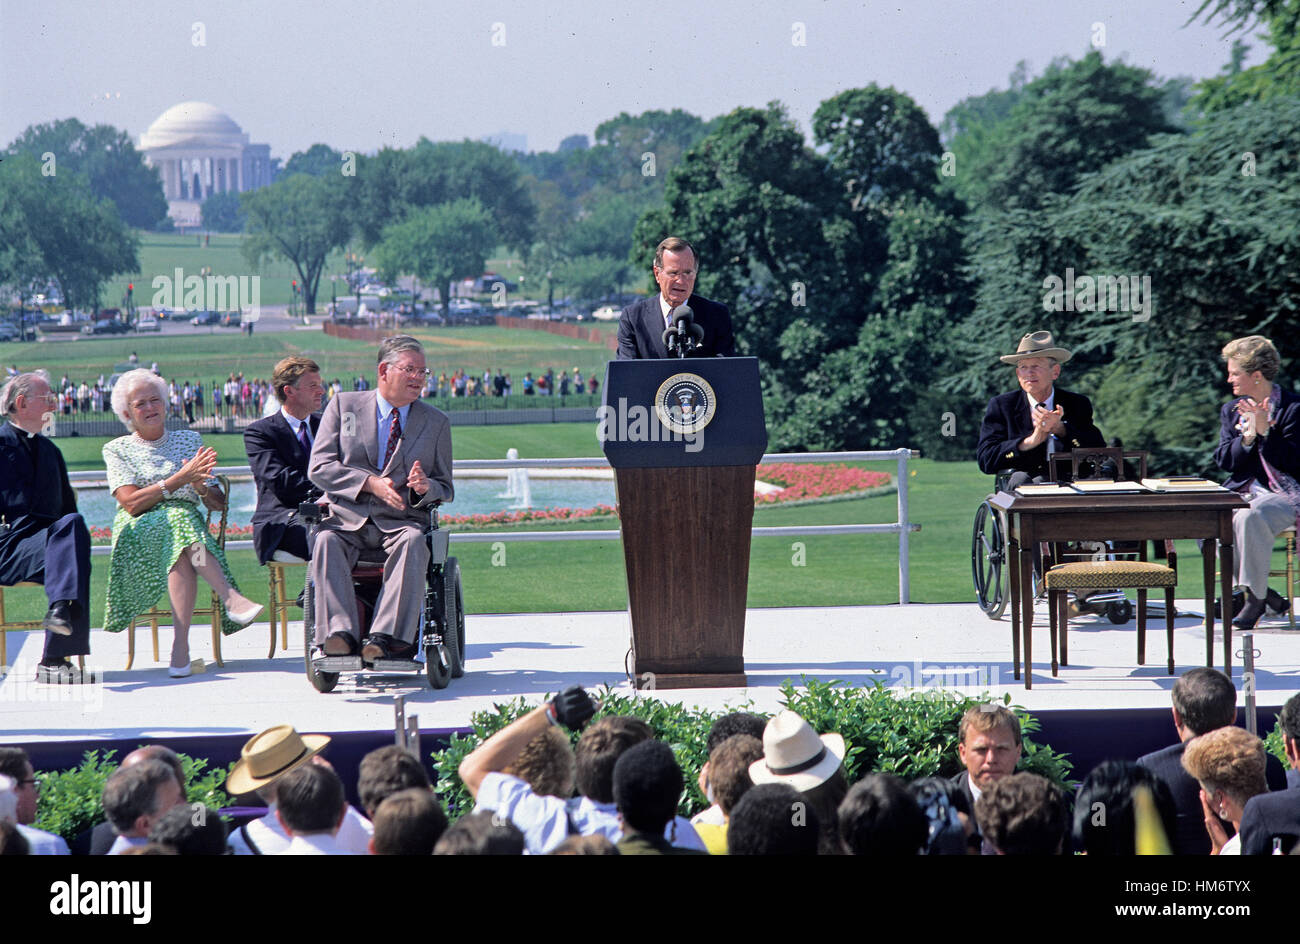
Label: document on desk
xmin=1015 ymin=484 xmax=1078 ymax=496
xmin=1141 ymin=478 xmax=1227 ymax=492
xmin=1071 ymin=480 xmax=1152 ymax=494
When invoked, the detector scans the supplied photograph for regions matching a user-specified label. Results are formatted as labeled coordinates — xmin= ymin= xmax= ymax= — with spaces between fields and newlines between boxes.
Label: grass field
xmin=95 ymin=232 xmax=528 ymax=310
xmin=1 ymin=325 xmax=614 ymax=390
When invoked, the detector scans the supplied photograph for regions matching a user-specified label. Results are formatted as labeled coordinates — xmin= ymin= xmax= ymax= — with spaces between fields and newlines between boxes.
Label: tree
xmin=6 ymin=118 xmax=168 ymax=228
xmin=201 ymin=191 xmax=246 ymax=232
xmin=1189 ymin=0 xmax=1300 ymax=112
xmin=283 ymin=143 xmax=344 ymax=178
xmin=951 ymin=52 xmax=1178 ymax=213
xmin=0 ymin=153 xmax=139 ymax=313
xmin=350 ymin=140 xmax=534 ymax=252
xmin=242 ymin=173 xmax=352 ymax=314
xmin=374 ymin=199 xmax=498 ymax=319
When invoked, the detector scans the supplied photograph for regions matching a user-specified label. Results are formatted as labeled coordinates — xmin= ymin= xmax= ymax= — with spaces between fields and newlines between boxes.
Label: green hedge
xmin=34 ymin=750 xmax=234 ymax=844
xmin=430 ymin=678 xmax=1074 ymax=819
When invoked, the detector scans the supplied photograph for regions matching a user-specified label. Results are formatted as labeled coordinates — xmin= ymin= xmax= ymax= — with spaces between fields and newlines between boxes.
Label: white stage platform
xmin=2 ymin=600 xmax=1297 ymax=744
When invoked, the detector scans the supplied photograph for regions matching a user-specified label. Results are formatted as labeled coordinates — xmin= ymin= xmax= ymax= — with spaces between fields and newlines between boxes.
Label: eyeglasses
xmin=391 ymin=365 xmax=432 ymax=379
xmin=19 ymin=778 xmax=41 ymax=789
xmin=658 ymin=268 xmax=696 ymax=279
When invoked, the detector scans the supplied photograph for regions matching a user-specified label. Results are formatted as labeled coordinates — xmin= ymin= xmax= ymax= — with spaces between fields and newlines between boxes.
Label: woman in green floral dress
xmin=103 ymin=369 xmax=263 ymax=677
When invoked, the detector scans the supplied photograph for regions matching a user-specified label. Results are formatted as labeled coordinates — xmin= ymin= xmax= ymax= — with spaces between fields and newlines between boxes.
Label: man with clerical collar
xmin=0 ymin=372 xmax=93 ymax=682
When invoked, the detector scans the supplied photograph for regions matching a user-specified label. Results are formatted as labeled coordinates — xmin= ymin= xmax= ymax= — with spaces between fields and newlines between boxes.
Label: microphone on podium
xmin=662 ymin=304 xmax=705 ymax=358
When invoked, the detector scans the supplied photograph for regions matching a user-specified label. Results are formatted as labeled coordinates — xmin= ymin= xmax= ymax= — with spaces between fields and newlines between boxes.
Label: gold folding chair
xmin=126 ymin=475 xmax=239 ymax=669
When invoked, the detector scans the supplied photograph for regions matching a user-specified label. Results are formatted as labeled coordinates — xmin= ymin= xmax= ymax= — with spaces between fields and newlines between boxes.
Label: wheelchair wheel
xmin=302 ymin=580 xmax=339 ymax=693
xmin=1107 ymin=599 xmax=1133 ymax=625
xmin=424 ymin=567 xmax=452 ymax=690
xmin=445 ymin=557 xmax=466 ymax=678
xmin=972 ymin=499 xmax=1008 ymax=620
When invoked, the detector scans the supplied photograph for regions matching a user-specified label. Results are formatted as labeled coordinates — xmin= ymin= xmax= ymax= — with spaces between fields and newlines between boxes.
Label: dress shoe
xmin=323 ymin=632 xmax=357 ymax=656
xmin=226 ymin=600 xmax=264 ymax=628
xmin=42 ymin=601 xmax=75 ymax=636
xmin=1266 ymin=588 xmax=1290 ymax=617
xmin=361 ymin=633 xmax=392 ymax=661
xmin=1233 ymin=591 xmax=1267 ymax=630
xmin=36 ymin=659 xmax=95 ymax=684
xmin=168 ymin=664 xmax=192 ymax=678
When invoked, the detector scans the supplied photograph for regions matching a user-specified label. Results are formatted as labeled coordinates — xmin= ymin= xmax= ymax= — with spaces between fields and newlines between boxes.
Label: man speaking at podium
xmin=616 ymin=237 xmax=735 ymax=360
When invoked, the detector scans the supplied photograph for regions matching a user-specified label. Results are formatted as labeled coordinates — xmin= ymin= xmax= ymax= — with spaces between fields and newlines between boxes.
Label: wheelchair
xmin=971 ymin=450 xmax=1154 ymax=625
xmin=297 ymin=502 xmax=466 ymax=693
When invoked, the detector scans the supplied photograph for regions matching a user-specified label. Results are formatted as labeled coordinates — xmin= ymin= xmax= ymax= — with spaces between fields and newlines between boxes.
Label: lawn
xmin=95 ymin=232 xmax=532 ymax=311
xmin=3 ymin=325 xmax=614 ymax=391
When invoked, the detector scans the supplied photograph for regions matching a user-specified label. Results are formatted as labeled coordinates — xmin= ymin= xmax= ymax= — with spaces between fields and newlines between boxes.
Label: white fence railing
xmin=74 ymin=449 xmax=921 ymax=603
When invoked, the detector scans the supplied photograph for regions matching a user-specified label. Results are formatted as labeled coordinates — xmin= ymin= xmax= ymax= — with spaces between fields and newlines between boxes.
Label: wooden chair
xmin=1045 ymin=560 xmax=1178 ymax=679
xmin=0 ymin=582 xmax=87 ymax=675
xmin=1274 ymin=527 xmax=1294 ymax=631
xmin=266 ymin=552 xmax=307 ymax=656
xmin=126 ymin=475 xmax=239 ymax=670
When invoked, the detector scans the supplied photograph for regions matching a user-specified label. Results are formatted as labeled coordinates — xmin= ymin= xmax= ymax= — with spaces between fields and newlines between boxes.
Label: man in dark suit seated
xmin=616 ymin=236 xmax=735 ymax=360
xmin=243 ymin=357 xmax=326 ymax=567
xmin=0 ymin=372 xmax=92 ymax=683
xmin=1137 ymin=668 xmax=1288 ymax=855
xmin=1239 ymin=692 xmax=1300 ymax=854
xmin=976 ymin=331 xmax=1105 ymax=490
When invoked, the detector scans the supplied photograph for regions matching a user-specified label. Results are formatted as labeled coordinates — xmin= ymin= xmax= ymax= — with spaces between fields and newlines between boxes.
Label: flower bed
xmin=754 ymin=463 xmax=891 ymax=504
xmin=88 ymin=464 xmax=889 ymax=540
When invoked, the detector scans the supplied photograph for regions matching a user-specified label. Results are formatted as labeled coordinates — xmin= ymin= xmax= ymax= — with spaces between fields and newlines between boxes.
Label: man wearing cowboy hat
xmin=976 ymin=331 xmax=1104 ymax=488
xmin=224 ymin=725 xmax=374 ymax=855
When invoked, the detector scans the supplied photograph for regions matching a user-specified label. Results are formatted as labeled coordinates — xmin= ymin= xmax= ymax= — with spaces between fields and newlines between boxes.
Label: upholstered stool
xmin=1045 ymin=561 xmax=1177 ymax=677
xmin=266 ymin=552 xmax=307 ymax=656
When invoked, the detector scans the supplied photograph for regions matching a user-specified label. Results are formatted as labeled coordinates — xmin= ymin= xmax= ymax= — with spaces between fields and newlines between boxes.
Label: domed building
xmin=138 ymin=102 xmax=273 ymax=225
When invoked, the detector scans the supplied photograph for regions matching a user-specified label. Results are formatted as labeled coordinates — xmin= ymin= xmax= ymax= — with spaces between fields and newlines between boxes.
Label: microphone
xmin=662 ymin=304 xmax=699 ymax=358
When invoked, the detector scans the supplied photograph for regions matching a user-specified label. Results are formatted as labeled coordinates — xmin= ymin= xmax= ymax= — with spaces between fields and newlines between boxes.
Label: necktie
xmin=297 ymin=421 xmax=312 ymax=455
xmin=383 ymin=410 xmax=402 ymax=469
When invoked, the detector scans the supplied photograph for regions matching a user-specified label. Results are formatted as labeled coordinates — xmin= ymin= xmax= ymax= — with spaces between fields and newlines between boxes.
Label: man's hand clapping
xmin=408 ymin=459 xmax=430 ymax=496
xmin=365 ymin=474 xmax=406 ymax=510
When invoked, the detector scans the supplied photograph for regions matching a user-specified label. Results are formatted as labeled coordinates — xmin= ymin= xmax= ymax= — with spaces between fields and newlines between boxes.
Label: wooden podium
xmin=601 ymin=358 xmax=768 ymax=689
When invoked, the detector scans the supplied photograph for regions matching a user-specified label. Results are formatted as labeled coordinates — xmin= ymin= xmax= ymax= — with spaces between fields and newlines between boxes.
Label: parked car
xmin=190 ymin=310 xmax=221 ymax=326
xmin=84 ymin=319 xmax=132 ymax=335
xmin=0 ymin=323 xmax=19 ymax=342
xmin=220 ymin=311 xmax=242 ymax=327
xmin=135 ymin=316 xmax=160 ymax=332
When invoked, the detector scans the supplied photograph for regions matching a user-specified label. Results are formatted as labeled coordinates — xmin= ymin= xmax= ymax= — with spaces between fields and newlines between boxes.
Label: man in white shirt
xmin=273 ymin=763 xmax=354 ymax=855
xmin=224 ymin=725 xmax=372 ymax=855
xmin=460 ymin=687 xmax=706 ymax=854
xmin=0 ymin=749 xmax=70 ymax=854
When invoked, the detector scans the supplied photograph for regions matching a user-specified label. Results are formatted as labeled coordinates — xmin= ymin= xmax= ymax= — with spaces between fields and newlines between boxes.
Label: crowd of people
xmin=3 ymin=674 xmax=1299 ymax=856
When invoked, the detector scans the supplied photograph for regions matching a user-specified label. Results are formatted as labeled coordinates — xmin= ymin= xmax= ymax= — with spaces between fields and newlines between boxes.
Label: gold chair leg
xmin=267 ymin=569 xmax=278 ymax=658
xmin=1288 ymin=534 xmax=1296 ymax=631
xmin=211 ymin=592 xmax=224 ymax=667
xmin=278 ymin=568 xmax=290 ymax=652
xmin=126 ymin=620 xmax=135 ymax=670
xmin=151 ymin=616 xmax=160 ymax=663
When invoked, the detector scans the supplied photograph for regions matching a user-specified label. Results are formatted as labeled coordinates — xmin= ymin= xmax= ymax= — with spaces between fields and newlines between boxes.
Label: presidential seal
xmin=654 ymin=372 xmax=716 ymax=435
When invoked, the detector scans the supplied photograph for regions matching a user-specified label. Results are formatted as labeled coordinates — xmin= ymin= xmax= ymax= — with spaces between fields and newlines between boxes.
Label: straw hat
xmin=999 ymin=331 xmax=1072 ymax=365
xmin=748 ymin=710 xmax=846 ymax=792
xmin=225 ymin=725 xmax=331 ymax=795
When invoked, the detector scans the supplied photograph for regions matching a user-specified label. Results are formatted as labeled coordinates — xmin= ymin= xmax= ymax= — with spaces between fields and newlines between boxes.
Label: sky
xmin=0 ymin=0 xmax=1264 ymax=158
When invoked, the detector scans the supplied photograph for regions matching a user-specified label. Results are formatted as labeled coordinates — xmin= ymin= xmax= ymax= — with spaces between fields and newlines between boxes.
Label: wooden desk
xmin=991 ymin=490 xmax=1248 ymax=688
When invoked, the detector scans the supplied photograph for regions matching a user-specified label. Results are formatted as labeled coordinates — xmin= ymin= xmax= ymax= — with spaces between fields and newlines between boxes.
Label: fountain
xmin=498 ymin=447 xmax=533 ymax=509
